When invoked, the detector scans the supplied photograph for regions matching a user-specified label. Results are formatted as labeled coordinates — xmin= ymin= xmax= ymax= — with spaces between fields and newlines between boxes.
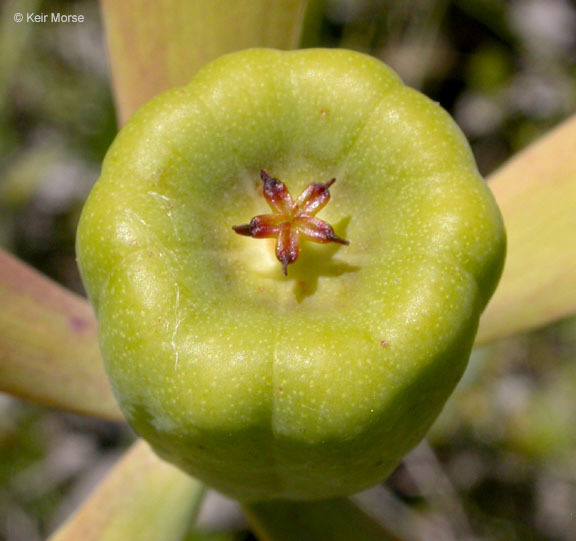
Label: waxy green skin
xmin=77 ymin=49 xmax=505 ymax=502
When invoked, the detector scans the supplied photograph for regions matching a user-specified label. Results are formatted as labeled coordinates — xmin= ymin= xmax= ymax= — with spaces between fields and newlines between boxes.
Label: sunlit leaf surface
xmin=0 ymin=249 xmax=121 ymax=419
xmin=49 ymin=440 xmax=204 ymax=541
xmin=101 ymin=0 xmax=312 ymax=124
xmin=477 ymin=114 xmax=576 ymax=344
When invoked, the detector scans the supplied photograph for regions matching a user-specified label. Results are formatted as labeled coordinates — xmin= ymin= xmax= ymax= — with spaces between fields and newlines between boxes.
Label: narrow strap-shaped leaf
xmin=243 ymin=498 xmax=398 ymax=541
xmin=100 ymin=0 xmax=311 ymax=124
xmin=477 ymin=114 xmax=576 ymax=344
xmin=49 ymin=440 xmax=204 ymax=541
xmin=0 ymin=249 xmax=122 ymax=419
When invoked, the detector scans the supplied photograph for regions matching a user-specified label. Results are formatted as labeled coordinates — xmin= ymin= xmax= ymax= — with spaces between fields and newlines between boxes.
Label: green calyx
xmin=77 ymin=48 xmax=505 ymax=502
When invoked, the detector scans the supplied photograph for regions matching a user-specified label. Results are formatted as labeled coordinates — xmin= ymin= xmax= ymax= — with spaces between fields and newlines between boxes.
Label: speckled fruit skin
xmin=76 ymin=48 xmax=505 ymax=502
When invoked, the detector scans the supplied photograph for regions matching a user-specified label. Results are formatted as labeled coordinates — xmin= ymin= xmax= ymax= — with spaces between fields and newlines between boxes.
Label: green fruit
xmin=76 ymin=48 xmax=505 ymax=502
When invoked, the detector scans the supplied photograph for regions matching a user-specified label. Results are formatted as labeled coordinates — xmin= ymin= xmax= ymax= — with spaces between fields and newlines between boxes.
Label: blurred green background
xmin=1 ymin=0 xmax=575 ymax=539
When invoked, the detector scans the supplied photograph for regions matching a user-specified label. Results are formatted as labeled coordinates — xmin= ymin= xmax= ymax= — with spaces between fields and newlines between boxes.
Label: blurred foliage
xmin=0 ymin=0 xmax=575 ymax=540
xmin=0 ymin=0 xmax=116 ymax=292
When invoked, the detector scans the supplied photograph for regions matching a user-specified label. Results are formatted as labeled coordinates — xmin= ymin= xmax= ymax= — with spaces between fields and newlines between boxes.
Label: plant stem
xmin=243 ymin=497 xmax=398 ymax=541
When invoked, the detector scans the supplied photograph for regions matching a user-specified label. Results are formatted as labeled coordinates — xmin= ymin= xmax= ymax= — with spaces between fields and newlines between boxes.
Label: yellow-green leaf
xmin=49 ymin=440 xmax=204 ymax=541
xmin=477 ymin=114 xmax=576 ymax=344
xmin=0 ymin=249 xmax=121 ymax=419
xmin=100 ymin=0 xmax=312 ymax=124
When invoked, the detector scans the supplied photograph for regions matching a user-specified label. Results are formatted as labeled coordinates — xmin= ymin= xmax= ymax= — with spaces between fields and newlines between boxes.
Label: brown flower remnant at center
xmin=233 ymin=170 xmax=349 ymax=275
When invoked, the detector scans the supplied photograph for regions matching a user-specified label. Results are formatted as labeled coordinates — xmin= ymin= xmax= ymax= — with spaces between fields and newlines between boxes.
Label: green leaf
xmin=0 ymin=249 xmax=122 ymax=419
xmin=243 ymin=498 xmax=397 ymax=541
xmin=477 ymin=114 xmax=576 ymax=344
xmin=100 ymin=0 xmax=312 ymax=124
xmin=49 ymin=440 xmax=204 ymax=541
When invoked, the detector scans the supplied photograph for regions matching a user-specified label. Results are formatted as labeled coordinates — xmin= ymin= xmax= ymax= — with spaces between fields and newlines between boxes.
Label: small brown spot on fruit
xmin=380 ymin=340 xmax=389 ymax=348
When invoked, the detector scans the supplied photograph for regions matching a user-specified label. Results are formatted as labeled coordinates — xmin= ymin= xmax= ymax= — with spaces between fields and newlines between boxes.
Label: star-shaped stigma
xmin=233 ymin=170 xmax=349 ymax=275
